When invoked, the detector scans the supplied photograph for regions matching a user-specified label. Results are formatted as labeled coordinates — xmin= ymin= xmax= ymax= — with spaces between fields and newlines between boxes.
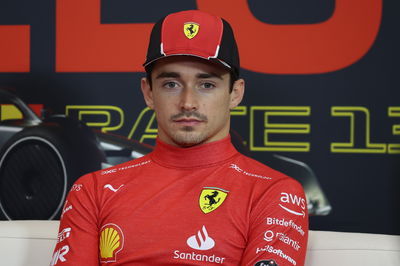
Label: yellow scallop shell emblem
xmin=99 ymin=224 xmax=124 ymax=262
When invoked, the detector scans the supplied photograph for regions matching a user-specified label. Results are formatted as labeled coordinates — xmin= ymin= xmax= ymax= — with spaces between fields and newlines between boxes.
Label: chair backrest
xmin=306 ymin=230 xmax=400 ymax=266
xmin=0 ymin=220 xmax=59 ymax=265
xmin=0 ymin=220 xmax=399 ymax=266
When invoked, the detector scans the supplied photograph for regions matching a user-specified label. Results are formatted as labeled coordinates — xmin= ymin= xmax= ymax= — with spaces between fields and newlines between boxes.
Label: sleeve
xmin=240 ymin=178 xmax=309 ymax=266
xmin=50 ymin=173 xmax=100 ymax=266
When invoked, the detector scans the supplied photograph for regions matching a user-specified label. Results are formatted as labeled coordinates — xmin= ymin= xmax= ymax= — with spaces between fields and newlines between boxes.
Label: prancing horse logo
xmin=199 ymin=187 xmax=229 ymax=214
xmin=205 ymin=191 xmax=220 ymax=206
xmin=184 ymin=22 xmax=199 ymax=39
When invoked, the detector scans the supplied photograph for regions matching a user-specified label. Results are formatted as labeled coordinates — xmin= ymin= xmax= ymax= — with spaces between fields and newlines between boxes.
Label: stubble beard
xmin=168 ymin=111 xmax=209 ymax=147
xmin=170 ymin=126 xmax=208 ymax=147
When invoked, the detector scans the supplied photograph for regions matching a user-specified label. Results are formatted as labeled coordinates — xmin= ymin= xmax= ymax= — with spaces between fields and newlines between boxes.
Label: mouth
xmin=173 ymin=118 xmax=204 ymax=127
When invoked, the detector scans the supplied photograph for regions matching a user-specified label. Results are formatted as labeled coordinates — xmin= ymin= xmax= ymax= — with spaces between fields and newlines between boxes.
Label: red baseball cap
xmin=143 ymin=10 xmax=240 ymax=77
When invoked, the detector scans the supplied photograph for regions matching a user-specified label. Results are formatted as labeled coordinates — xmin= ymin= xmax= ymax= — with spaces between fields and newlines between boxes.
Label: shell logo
xmin=99 ymin=223 xmax=124 ymax=263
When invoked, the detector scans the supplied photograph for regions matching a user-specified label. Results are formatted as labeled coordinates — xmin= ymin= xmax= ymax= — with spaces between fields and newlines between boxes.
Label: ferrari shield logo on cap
xmin=199 ymin=187 xmax=229 ymax=214
xmin=183 ymin=22 xmax=199 ymax=39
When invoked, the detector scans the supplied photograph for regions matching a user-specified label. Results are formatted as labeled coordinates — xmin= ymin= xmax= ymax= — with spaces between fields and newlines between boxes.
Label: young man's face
xmin=141 ymin=56 xmax=244 ymax=147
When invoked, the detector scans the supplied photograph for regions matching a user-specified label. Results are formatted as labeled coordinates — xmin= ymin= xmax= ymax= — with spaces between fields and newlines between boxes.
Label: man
xmin=51 ymin=10 xmax=308 ymax=266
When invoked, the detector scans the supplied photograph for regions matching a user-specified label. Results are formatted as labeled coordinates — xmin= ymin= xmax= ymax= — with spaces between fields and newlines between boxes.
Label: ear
xmin=141 ymin=77 xmax=154 ymax=109
xmin=229 ymin=78 xmax=245 ymax=109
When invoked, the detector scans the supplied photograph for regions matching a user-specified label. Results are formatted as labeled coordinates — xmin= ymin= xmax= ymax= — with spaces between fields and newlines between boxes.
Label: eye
xmin=200 ymin=82 xmax=216 ymax=90
xmin=163 ymin=81 xmax=179 ymax=89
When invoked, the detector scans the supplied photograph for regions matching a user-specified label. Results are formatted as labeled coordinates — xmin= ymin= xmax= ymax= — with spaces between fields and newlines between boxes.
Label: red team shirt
xmin=51 ymin=136 xmax=308 ymax=265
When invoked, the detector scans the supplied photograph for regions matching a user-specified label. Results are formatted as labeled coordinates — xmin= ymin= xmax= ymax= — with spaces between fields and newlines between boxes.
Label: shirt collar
xmin=150 ymin=135 xmax=238 ymax=168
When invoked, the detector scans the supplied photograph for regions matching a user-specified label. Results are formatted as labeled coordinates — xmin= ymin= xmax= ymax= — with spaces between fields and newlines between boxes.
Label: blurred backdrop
xmin=0 ymin=0 xmax=399 ymax=235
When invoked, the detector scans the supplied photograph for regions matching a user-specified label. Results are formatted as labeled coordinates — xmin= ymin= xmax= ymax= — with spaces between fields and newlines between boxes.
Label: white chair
xmin=0 ymin=220 xmax=399 ymax=265
xmin=306 ymin=230 xmax=400 ymax=265
xmin=0 ymin=220 xmax=59 ymax=265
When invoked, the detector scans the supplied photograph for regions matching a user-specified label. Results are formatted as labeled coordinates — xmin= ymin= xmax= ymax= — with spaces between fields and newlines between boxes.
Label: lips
xmin=170 ymin=111 xmax=208 ymax=126
xmin=174 ymin=118 xmax=203 ymax=126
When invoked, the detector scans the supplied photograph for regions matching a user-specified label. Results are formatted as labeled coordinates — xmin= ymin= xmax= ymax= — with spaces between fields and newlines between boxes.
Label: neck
xmin=150 ymin=135 xmax=238 ymax=168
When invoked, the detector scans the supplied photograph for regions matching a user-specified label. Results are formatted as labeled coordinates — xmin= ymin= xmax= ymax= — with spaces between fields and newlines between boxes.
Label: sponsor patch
xmin=187 ymin=225 xmax=215 ymax=250
xmin=50 ymin=245 xmax=69 ymax=265
xmin=255 ymin=260 xmax=279 ymax=266
xmin=61 ymin=200 xmax=73 ymax=218
xmin=173 ymin=250 xmax=225 ymax=264
xmin=70 ymin=184 xmax=82 ymax=192
xmin=57 ymin=227 xmax=71 ymax=243
xmin=103 ymin=184 xmax=124 ymax=192
xmin=256 ymin=245 xmax=297 ymax=266
xmin=266 ymin=217 xmax=305 ymax=236
xmin=199 ymin=187 xmax=228 ymax=214
xmin=172 ymin=225 xmax=226 ymax=264
xmin=99 ymin=223 xmax=124 ymax=263
xmin=101 ymin=168 xmax=117 ymax=175
xmin=279 ymin=192 xmax=306 ymax=218
xmin=264 ymin=230 xmax=274 ymax=242
xmin=229 ymin=163 xmax=272 ymax=180
xmin=184 ymin=22 xmax=199 ymax=39
xmin=101 ymin=160 xmax=151 ymax=175
xmin=263 ymin=230 xmax=301 ymax=251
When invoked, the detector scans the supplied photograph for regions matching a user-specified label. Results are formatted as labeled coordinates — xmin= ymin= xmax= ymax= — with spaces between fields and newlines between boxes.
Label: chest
xmin=97 ymin=168 xmax=250 ymax=265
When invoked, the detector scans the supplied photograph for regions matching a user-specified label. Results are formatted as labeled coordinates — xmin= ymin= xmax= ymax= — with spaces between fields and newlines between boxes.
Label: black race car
xmin=0 ymin=89 xmax=152 ymax=220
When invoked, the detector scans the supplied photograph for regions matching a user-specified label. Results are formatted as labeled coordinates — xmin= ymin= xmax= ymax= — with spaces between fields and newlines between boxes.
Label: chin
xmin=171 ymin=131 xmax=208 ymax=147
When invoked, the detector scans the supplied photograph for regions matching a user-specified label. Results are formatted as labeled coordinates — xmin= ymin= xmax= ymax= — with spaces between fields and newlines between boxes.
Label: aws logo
xmin=99 ymin=223 xmax=124 ymax=263
xmin=279 ymin=192 xmax=306 ymax=218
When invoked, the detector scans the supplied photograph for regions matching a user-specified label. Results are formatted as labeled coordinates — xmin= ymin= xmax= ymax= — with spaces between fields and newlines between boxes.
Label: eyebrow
xmin=155 ymin=72 xmax=180 ymax=79
xmin=196 ymin=72 xmax=223 ymax=80
xmin=155 ymin=71 xmax=223 ymax=80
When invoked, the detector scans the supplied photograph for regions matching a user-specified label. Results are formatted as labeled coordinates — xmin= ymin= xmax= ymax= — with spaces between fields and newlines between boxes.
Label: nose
xmin=179 ymin=88 xmax=198 ymax=111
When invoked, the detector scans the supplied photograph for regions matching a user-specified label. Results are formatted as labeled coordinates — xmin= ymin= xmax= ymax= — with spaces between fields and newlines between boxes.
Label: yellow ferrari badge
xmin=184 ymin=22 xmax=199 ymax=39
xmin=199 ymin=187 xmax=229 ymax=214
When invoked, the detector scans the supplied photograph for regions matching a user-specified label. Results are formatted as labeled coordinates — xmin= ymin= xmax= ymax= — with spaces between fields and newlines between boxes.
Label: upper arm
xmin=240 ymin=178 xmax=309 ymax=266
xmin=50 ymin=173 xmax=100 ymax=265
